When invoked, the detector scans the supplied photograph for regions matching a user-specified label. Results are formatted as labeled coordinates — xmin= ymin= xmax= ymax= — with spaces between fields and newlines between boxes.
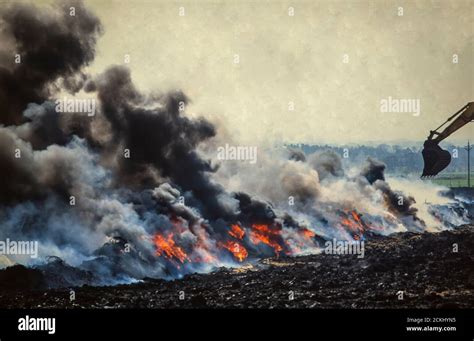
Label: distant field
xmin=431 ymin=172 xmax=472 ymax=188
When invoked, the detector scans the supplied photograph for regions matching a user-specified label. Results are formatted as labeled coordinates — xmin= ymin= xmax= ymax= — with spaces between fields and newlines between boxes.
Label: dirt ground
xmin=0 ymin=224 xmax=473 ymax=309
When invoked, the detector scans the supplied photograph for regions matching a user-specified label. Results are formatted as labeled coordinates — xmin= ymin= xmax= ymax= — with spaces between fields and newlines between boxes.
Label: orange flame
xmin=339 ymin=210 xmax=366 ymax=239
xmin=351 ymin=211 xmax=363 ymax=224
xmin=221 ymin=241 xmax=248 ymax=262
xmin=300 ymin=228 xmax=316 ymax=239
xmin=153 ymin=233 xmax=189 ymax=263
xmin=249 ymin=224 xmax=283 ymax=255
xmin=228 ymin=224 xmax=245 ymax=240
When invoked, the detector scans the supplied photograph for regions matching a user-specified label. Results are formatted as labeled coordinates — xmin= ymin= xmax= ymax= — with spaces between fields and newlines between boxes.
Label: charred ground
xmin=1 ymin=224 xmax=473 ymax=309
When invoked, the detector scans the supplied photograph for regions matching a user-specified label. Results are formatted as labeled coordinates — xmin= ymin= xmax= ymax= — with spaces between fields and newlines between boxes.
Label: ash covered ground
xmin=1 ymin=224 xmax=472 ymax=309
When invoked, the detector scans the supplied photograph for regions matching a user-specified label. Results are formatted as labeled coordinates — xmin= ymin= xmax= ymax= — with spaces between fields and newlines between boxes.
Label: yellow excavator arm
xmin=422 ymin=102 xmax=474 ymax=177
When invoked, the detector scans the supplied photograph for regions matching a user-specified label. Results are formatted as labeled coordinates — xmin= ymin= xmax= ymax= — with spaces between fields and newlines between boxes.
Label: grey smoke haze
xmin=307 ymin=150 xmax=344 ymax=181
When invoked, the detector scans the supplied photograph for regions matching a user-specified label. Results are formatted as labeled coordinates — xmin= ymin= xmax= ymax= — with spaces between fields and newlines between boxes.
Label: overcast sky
xmin=26 ymin=0 xmax=474 ymax=145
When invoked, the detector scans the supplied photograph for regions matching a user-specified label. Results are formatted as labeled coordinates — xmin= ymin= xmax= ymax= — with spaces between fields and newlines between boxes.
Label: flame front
xmin=222 ymin=240 xmax=248 ymax=262
xmin=339 ymin=210 xmax=366 ymax=238
xmin=249 ymin=224 xmax=284 ymax=255
xmin=151 ymin=212 xmax=374 ymax=269
xmin=153 ymin=233 xmax=189 ymax=263
xmin=228 ymin=224 xmax=245 ymax=240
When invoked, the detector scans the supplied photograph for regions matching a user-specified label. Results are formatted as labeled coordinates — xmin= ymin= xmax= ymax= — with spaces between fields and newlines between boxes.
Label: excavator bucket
xmin=421 ymin=140 xmax=451 ymax=177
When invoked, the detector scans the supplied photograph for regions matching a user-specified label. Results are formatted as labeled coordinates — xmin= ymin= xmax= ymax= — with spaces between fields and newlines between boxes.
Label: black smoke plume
xmin=0 ymin=0 xmax=102 ymax=125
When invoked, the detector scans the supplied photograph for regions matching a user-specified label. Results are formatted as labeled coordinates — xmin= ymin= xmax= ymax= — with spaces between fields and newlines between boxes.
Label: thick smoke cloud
xmin=359 ymin=159 xmax=423 ymax=226
xmin=0 ymin=127 xmax=41 ymax=203
xmin=361 ymin=157 xmax=385 ymax=184
xmin=85 ymin=65 xmax=236 ymax=220
xmin=307 ymin=150 xmax=344 ymax=180
xmin=0 ymin=0 xmax=102 ymax=203
xmin=0 ymin=0 xmax=102 ymax=125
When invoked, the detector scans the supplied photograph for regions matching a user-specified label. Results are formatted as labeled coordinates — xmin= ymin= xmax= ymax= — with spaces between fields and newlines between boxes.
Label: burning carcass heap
xmin=0 ymin=1 xmax=472 ymax=288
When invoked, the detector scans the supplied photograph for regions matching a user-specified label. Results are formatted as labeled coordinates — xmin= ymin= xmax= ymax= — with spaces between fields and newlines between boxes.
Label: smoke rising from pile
xmin=0 ymin=1 xmax=470 ymax=285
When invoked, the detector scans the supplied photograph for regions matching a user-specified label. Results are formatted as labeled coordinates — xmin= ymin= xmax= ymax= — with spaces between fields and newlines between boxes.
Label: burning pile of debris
xmin=1 ymin=224 xmax=472 ymax=309
xmin=0 ymin=0 xmax=473 ymax=296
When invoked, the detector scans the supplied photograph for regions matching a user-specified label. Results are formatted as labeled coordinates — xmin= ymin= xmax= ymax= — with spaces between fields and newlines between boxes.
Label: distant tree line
xmin=289 ymin=143 xmax=470 ymax=175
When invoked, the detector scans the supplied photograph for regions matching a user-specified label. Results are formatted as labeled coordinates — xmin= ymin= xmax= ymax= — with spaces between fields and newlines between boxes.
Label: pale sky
xmin=15 ymin=0 xmax=474 ymax=145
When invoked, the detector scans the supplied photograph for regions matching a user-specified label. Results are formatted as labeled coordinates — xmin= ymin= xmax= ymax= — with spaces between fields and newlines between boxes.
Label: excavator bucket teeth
xmin=421 ymin=143 xmax=451 ymax=177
